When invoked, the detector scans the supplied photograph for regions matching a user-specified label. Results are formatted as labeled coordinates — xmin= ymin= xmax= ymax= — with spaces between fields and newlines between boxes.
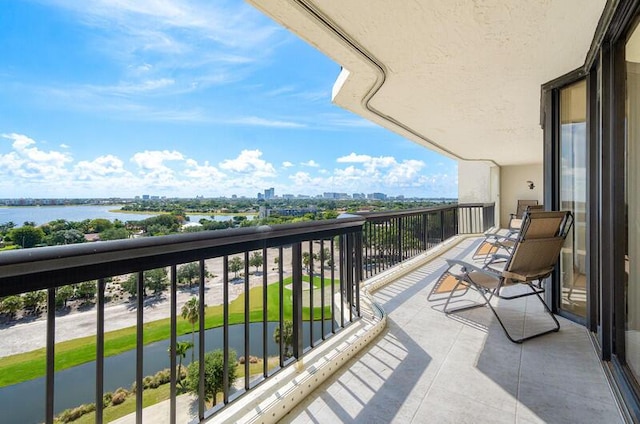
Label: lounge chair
xmin=472 ymin=203 xmax=544 ymax=262
xmin=440 ymin=210 xmax=574 ymax=343
xmin=508 ymin=200 xmax=540 ymax=232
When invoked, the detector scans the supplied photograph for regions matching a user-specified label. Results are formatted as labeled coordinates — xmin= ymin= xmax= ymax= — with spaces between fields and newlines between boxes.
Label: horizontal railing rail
xmin=0 ymin=218 xmax=364 ymax=424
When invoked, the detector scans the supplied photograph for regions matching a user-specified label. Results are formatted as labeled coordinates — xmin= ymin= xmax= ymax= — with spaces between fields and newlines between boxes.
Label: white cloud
xmin=282 ymin=161 xmax=294 ymax=168
xmin=301 ymin=160 xmax=320 ymax=167
xmin=60 ymin=143 xmax=71 ymax=149
xmin=183 ymin=159 xmax=226 ymax=180
xmin=75 ymin=155 xmax=132 ymax=180
xmin=0 ymin=133 xmax=72 ymax=181
xmin=289 ymin=171 xmax=325 ymax=188
xmin=219 ymin=149 xmax=276 ymax=178
xmin=131 ymin=150 xmax=184 ymax=170
xmin=337 ymin=153 xmax=372 ymax=163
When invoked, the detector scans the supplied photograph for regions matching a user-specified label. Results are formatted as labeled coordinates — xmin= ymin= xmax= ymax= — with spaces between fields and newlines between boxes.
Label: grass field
xmin=0 ymin=276 xmax=335 ymax=387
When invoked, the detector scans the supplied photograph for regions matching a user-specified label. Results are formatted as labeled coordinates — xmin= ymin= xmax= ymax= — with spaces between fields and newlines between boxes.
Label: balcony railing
xmin=0 ymin=203 xmax=493 ymax=423
xmin=356 ymin=203 xmax=494 ymax=279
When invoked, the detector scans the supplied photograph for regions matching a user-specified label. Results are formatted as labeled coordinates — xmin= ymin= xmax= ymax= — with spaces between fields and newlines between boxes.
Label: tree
xmin=0 ymin=221 xmax=16 ymax=236
xmin=99 ymin=227 xmax=129 ymax=241
xmin=121 ymin=274 xmax=140 ymax=298
xmin=89 ymin=218 xmax=112 ymax=233
xmin=186 ymin=350 xmax=237 ymax=406
xmin=55 ymin=285 xmax=75 ymax=309
xmin=181 ymin=297 xmax=200 ymax=362
xmin=273 ymin=320 xmax=294 ymax=358
xmin=177 ymin=262 xmax=200 ymax=288
xmin=145 ymin=268 xmax=169 ymax=295
xmin=0 ymin=295 xmax=23 ymax=317
xmin=75 ymin=281 xmax=97 ymax=302
xmin=302 ymin=252 xmax=314 ymax=274
xmin=9 ymin=226 xmax=45 ymax=248
xmin=317 ymin=247 xmax=331 ymax=268
xmin=121 ymin=270 xmax=167 ymax=298
xmin=168 ymin=341 xmax=193 ymax=389
xmin=45 ymin=229 xmax=85 ymax=246
xmin=229 ymin=257 xmax=243 ymax=279
xmin=22 ymin=290 xmax=46 ymax=314
xmin=249 ymin=251 xmax=263 ymax=274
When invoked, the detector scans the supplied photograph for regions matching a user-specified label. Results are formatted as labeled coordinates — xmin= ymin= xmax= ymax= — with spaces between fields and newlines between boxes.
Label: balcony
xmin=281 ymin=237 xmax=622 ymax=424
xmin=0 ymin=203 xmax=620 ymax=423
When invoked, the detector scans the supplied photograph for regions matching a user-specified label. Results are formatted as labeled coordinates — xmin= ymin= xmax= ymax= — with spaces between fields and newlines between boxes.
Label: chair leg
xmin=445 ymin=280 xmax=560 ymax=344
xmin=485 ymin=283 xmax=559 ymax=344
xmin=443 ymin=278 xmax=490 ymax=314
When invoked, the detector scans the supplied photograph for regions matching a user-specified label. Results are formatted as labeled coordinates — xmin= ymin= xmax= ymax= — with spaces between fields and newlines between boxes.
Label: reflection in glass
xmin=559 ymin=79 xmax=587 ymax=317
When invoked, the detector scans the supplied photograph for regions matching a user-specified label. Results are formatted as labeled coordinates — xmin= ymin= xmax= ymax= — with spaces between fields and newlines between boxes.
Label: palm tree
xmin=181 ymin=297 xmax=199 ymax=362
xmin=273 ymin=320 xmax=294 ymax=358
xmin=168 ymin=341 xmax=193 ymax=389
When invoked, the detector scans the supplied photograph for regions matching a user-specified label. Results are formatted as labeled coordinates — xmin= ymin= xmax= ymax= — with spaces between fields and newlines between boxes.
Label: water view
xmin=0 ymin=205 xmax=253 ymax=227
xmin=0 ymin=321 xmax=330 ymax=424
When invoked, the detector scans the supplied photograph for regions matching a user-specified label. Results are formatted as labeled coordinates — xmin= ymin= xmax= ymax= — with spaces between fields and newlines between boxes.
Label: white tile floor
xmin=281 ymin=238 xmax=623 ymax=424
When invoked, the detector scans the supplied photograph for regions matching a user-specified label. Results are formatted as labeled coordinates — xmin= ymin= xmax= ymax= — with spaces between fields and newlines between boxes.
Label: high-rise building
xmin=264 ymin=188 xmax=275 ymax=199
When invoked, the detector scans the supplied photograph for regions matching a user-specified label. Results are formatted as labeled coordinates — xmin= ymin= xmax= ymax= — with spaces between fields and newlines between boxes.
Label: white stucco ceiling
xmin=247 ymin=0 xmax=607 ymax=166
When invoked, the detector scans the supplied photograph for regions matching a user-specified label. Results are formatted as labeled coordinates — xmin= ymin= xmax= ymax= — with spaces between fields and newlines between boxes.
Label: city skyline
xmin=0 ymin=1 xmax=457 ymax=199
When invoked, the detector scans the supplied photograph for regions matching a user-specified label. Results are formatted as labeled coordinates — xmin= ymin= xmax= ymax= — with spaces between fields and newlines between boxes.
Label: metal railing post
xmin=292 ymin=242 xmax=303 ymax=360
xmin=136 ymin=272 xmax=144 ymax=424
xmin=46 ymin=288 xmax=55 ymax=424
xmin=169 ymin=267 xmax=177 ymax=424
xmin=96 ymin=279 xmax=105 ymax=424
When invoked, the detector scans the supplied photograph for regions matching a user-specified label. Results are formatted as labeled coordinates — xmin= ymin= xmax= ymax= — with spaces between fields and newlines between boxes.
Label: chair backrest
xmin=502 ymin=211 xmax=574 ymax=282
xmin=515 ymin=200 xmax=539 ymax=217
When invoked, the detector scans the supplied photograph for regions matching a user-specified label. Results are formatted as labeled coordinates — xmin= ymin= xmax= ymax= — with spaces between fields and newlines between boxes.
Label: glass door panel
xmin=625 ymin=23 xmax=640 ymax=380
xmin=559 ymin=79 xmax=588 ymax=318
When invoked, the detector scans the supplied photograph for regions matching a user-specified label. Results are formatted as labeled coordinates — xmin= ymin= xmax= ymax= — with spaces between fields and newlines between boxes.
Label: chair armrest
xmin=446 ymin=259 xmax=501 ymax=278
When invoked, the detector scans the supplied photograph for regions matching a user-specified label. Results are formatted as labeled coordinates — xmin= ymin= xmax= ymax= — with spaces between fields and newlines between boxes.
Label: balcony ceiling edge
xmin=246 ymin=0 xmax=607 ymax=166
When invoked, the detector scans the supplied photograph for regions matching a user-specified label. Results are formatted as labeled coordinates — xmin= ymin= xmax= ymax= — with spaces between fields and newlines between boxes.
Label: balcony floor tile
xmin=281 ymin=237 xmax=622 ymax=424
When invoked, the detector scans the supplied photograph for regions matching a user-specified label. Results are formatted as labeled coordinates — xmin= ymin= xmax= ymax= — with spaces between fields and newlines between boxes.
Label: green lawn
xmin=0 ymin=279 xmax=334 ymax=387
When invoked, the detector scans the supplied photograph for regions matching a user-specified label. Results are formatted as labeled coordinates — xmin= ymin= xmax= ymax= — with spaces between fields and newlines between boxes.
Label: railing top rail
xmin=458 ymin=202 xmax=495 ymax=208
xmin=353 ymin=204 xmax=458 ymax=219
xmin=0 ymin=217 xmax=364 ymax=296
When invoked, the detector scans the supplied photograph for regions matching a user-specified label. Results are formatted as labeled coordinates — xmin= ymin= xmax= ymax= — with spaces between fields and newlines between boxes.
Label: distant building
xmin=282 ymin=194 xmax=295 ymax=199
xmin=368 ymin=192 xmax=387 ymax=200
xmin=261 ymin=205 xmax=317 ymax=218
xmin=142 ymin=194 xmax=150 ymax=200
xmin=352 ymin=193 xmax=366 ymax=199
xmin=264 ymin=187 xmax=275 ymax=199
xmin=257 ymin=192 xmax=264 ymax=200
xmin=323 ymin=192 xmax=349 ymax=199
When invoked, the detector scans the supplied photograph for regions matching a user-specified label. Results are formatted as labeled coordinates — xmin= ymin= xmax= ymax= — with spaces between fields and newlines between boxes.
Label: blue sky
xmin=0 ymin=0 xmax=457 ymax=199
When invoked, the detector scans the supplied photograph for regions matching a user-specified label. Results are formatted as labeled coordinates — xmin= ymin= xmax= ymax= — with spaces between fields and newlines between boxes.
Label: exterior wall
xmin=458 ymin=160 xmax=500 ymax=226
xmin=500 ymin=164 xmax=543 ymax=228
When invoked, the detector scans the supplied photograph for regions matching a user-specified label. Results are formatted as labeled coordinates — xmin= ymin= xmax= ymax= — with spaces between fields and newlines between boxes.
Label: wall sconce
xmin=526 ymin=180 xmax=535 ymax=190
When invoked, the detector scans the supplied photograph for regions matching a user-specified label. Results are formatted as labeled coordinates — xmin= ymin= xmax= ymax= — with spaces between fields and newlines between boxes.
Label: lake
xmin=0 ymin=205 xmax=254 ymax=227
xmin=0 ymin=321 xmax=331 ymax=423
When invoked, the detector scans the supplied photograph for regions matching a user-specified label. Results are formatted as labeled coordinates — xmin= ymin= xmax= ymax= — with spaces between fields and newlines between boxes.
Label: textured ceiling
xmin=248 ymin=0 xmax=607 ymax=165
